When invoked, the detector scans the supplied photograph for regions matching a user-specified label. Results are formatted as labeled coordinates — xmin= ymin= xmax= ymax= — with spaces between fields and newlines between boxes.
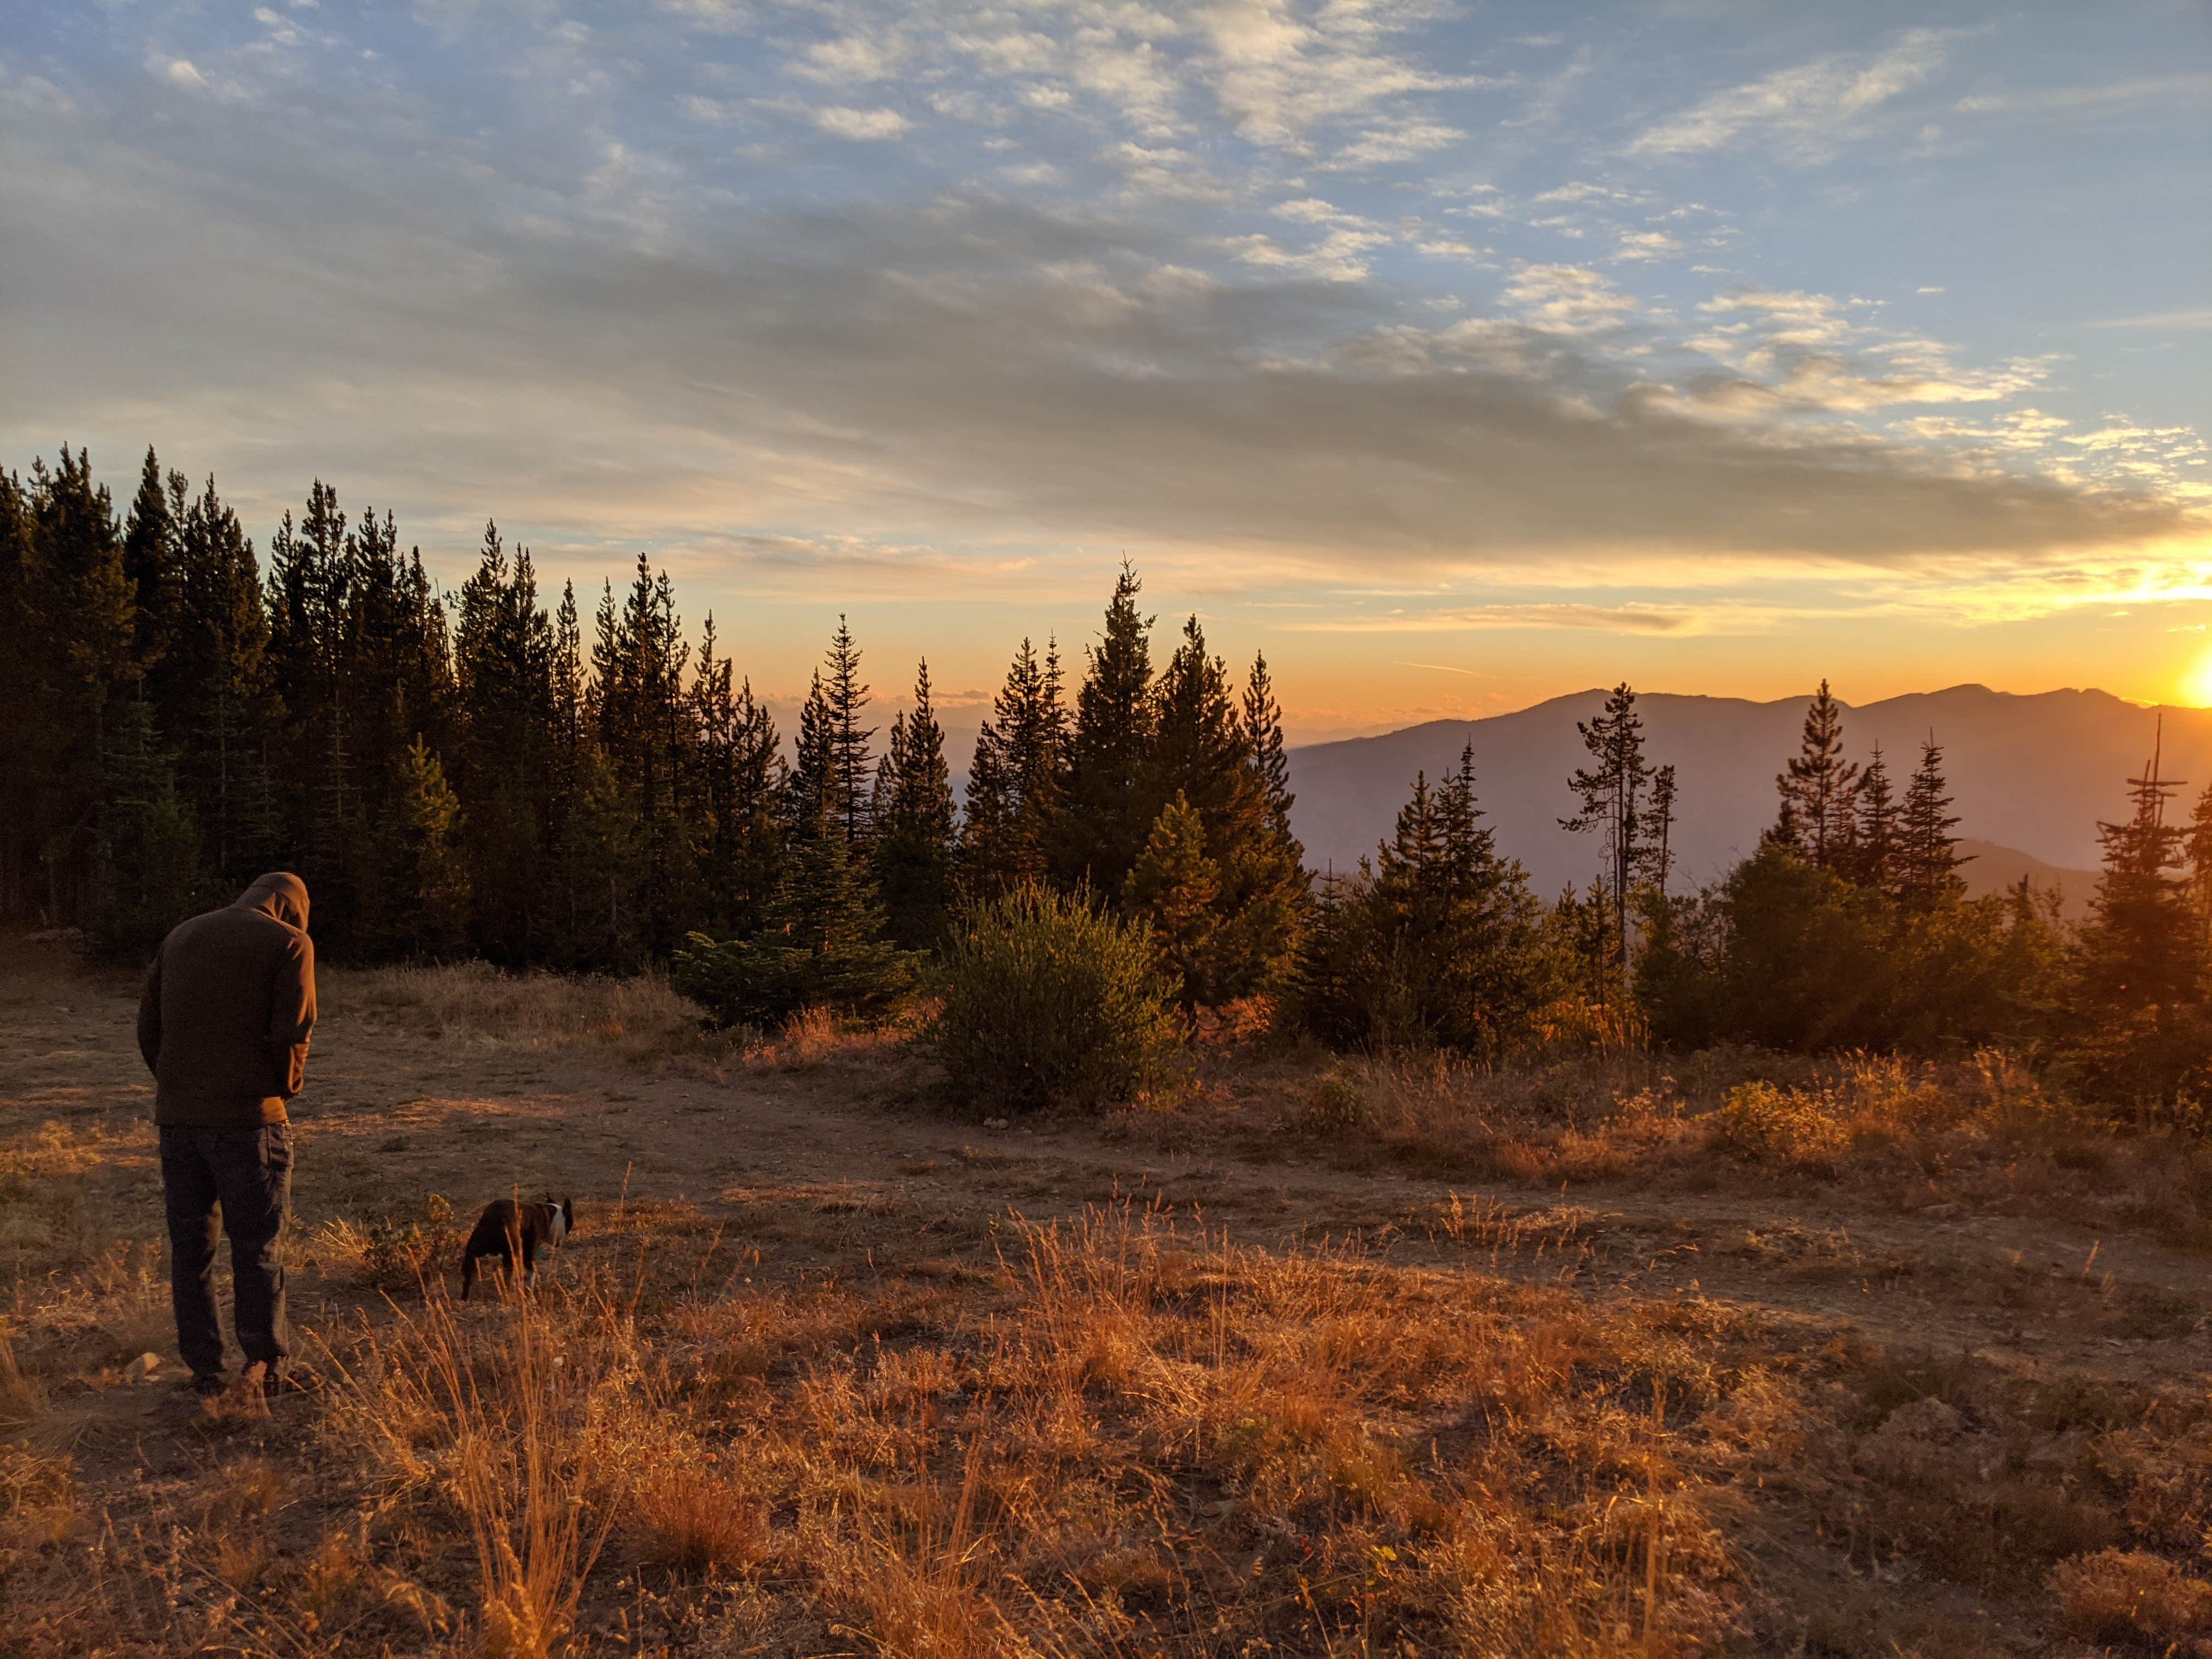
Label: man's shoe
xmin=190 ymin=1371 xmax=226 ymax=1399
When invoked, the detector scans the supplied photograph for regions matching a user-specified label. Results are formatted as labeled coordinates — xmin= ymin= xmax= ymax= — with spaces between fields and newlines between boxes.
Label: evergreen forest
xmin=8 ymin=445 xmax=2212 ymax=1114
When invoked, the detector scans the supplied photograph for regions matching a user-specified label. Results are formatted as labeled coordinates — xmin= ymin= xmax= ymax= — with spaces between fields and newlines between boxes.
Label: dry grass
xmin=338 ymin=961 xmax=743 ymax=1071
xmin=1285 ymin=1047 xmax=2212 ymax=1241
xmin=8 ymin=943 xmax=2212 ymax=1656
xmin=2052 ymin=1549 xmax=2212 ymax=1653
xmin=3 ymin=1181 xmax=2210 ymax=1656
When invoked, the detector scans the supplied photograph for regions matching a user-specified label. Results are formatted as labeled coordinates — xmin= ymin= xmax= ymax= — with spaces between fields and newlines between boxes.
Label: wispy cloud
xmin=1296 ymin=603 xmax=1700 ymax=634
xmin=2086 ymin=308 xmax=2212 ymax=331
xmin=1957 ymin=74 xmax=2212 ymax=114
xmin=1628 ymin=29 xmax=1957 ymax=161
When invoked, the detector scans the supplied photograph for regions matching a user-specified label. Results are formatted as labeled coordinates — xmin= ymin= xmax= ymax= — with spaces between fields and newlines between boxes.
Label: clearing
xmin=4 ymin=938 xmax=2211 ymax=1656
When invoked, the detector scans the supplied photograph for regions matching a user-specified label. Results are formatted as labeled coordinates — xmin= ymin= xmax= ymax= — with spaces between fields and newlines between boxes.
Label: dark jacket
xmin=138 ymin=873 xmax=317 ymax=1127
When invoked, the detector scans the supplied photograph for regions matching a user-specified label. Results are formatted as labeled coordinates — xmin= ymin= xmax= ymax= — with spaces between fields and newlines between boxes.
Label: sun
xmin=2182 ymin=642 xmax=2212 ymax=708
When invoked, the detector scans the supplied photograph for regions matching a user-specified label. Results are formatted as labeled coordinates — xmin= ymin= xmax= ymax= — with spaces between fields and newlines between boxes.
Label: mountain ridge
xmin=1284 ymin=683 xmax=2208 ymax=898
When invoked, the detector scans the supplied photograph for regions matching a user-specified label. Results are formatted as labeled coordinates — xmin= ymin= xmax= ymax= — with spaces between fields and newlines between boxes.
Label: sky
xmin=2 ymin=2 xmax=2208 ymax=740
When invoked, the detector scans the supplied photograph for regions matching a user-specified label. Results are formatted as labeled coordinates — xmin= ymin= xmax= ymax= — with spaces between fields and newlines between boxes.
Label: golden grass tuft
xmin=320 ymin=1274 xmax=631 ymax=1657
xmin=625 ymin=1455 xmax=769 ymax=1573
xmin=2051 ymin=1548 xmax=2212 ymax=1651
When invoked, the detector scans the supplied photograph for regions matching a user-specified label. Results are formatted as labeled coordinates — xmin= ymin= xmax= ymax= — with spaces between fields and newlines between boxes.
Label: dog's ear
xmin=564 ymin=1196 xmax=576 ymax=1226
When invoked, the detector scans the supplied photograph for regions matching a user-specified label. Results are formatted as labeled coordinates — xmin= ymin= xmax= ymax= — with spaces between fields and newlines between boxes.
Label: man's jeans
xmin=159 ymin=1124 xmax=292 ymax=1378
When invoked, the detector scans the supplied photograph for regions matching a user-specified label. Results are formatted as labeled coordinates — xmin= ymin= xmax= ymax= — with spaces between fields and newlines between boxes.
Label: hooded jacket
xmin=137 ymin=873 xmax=317 ymax=1127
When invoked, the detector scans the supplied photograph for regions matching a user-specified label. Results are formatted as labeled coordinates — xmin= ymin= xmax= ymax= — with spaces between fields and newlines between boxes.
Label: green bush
xmin=934 ymin=883 xmax=1182 ymax=1115
xmin=671 ymin=827 xmax=916 ymax=1028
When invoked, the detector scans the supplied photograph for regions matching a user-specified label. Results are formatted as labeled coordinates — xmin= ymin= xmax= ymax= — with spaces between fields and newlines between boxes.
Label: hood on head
xmin=236 ymin=872 xmax=310 ymax=932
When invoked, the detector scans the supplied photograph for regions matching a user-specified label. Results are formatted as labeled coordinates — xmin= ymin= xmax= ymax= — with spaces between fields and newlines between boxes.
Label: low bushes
xmin=933 ymin=883 xmax=1182 ymax=1115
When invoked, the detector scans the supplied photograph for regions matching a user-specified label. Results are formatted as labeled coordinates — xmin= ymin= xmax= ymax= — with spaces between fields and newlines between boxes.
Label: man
xmin=137 ymin=872 xmax=316 ymax=1398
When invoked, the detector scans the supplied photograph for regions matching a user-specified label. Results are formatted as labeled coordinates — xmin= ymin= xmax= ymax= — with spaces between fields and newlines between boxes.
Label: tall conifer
xmin=1055 ymin=561 xmax=1155 ymax=893
xmin=1776 ymin=680 xmax=1858 ymax=869
xmin=1898 ymin=735 xmax=1965 ymax=911
xmin=824 ymin=616 xmax=874 ymax=844
xmin=1852 ymin=746 xmax=1899 ymax=895
xmin=963 ymin=637 xmax=1065 ymax=893
xmin=2081 ymin=729 xmax=2198 ymax=1022
xmin=873 ymin=660 xmax=955 ymax=950
xmin=1561 ymin=682 xmax=1651 ymax=973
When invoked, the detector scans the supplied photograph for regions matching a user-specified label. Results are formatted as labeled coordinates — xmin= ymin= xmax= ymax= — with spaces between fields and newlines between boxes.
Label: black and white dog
xmin=459 ymin=1196 xmax=575 ymax=1298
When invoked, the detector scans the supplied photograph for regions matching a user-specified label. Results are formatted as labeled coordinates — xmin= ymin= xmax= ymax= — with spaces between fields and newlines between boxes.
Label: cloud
xmin=792 ymin=33 xmax=905 ymax=86
xmin=1102 ymin=141 xmax=1231 ymax=203
xmin=2 ymin=1 xmax=2202 ymax=628
xmin=1221 ymin=226 xmax=1388 ymax=283
xmin=2087 ymin=308 xmax=2212 ymax=331
xmin=1628 ymin=29 xmax=1955 ymax=160
xmin=812 ymin=105 xmax=911 ymax=140
xmin=1614 ymin=230 xmax=1681 ymax=262
xmin=1957 ymin=75 xmax=2212 ymax=115
xmin=1292 ymin=603 xmax=1699 ymax=634
xmin=1502 ymin=263 xmax=1638 ymax=332
xmin=1196 ymin=0 xmax=1466 ymax=152
xmin=165 ymin=59 xmax=208 ymax=89
xmin=1331 ymin=118 xmax=1464 ymax=168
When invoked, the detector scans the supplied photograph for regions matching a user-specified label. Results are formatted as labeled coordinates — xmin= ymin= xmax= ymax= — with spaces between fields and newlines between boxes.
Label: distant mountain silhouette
xmin=1286 ymin=686 xmax=2203 ymax=899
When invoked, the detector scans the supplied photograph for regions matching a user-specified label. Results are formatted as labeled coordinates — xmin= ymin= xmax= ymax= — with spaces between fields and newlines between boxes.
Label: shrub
xmin=1707 ymin=1081 xmax=1848 ymax=1167
xmin=672 ymin=829 xmax=917 ymax=1028
xmin=934 ymin=883 xmax=1182 ymax=1114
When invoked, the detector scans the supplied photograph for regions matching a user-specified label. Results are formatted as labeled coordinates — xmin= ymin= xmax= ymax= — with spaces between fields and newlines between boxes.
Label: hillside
xmin=1287 ymin=684 xmax=2202 ymax=895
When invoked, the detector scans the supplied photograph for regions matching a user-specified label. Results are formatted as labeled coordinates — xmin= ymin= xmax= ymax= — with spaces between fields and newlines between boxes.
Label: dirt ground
xmin=5 ymin=936 xmax=2212 ymax=1656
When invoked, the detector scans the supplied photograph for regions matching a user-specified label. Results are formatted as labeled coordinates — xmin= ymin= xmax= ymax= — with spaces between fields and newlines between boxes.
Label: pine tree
xmin=560 ymin=742 xmax=646 ymax=971
xmin=455 ymin=523 xmax=559 ymax=961
xmin=1144 ymin=617 xmax=1300 ymax=1003
xmin=1318 ymin=747 xmax=1542 ymax=1051
xmin=672 ymin=800 xmax=914 ymax=1026
xmin=1775 ymin=680 xmax=1859 ymax=870
xmin=1555 ymin=876 xmax=1622 ymax=1008
xmin=120 ymin=447 xmax=180 ymax=703
xmin=872 ymin=660 xmax=956 ymax=950
xmin=962 ymin=637 xmax=1065 ymax=894
xmin=1561 ymin=682 xmax=1651 ymax=975
xmin=390 ymin=735 xmax=469 ymax=957
xmin=0 ymin=467 xmax=35 ymax=916
xmin=1851 ymin=746 xmax=1899 ymax=895
xmin=692 ymin=617 xmax=786 ymax=940
xmin=29 ymin=448 xmax=136 ymax=922
xmin=1243 ymin=651 xmax=1297 ymax=850
xmin=2080 ymin=729 xmax=2199 ymax=1030
xmin=87 ymin=698 xmax=205 ymax=960
xmin=786 ymin=671 xmax=834 ymax=838
xmin=160 ymin=474 xmax=278 ymax=887
xmin=1054 ymin=561 xmax=1155 ymax=894
xmin=824 ymin=616 xmax=874 ymax=844
xmin=2186 ymin=779 xmax=2212 ymax=953
xmin=591 ymin=554 xmax=698 ymax=955
xmin=1898 ymin=735 xmax=1966 ymax=911
xmin=1125 ymin=792 xmax=1223 ymax=1014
